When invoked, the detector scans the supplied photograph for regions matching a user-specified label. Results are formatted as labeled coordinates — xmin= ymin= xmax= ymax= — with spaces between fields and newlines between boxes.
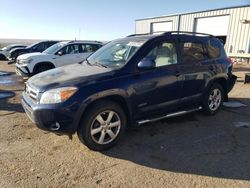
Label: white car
xmin=15 ymin=41 xmax=103 ymax=77
xmin=0 ymin=44 xmax=27 ymax=60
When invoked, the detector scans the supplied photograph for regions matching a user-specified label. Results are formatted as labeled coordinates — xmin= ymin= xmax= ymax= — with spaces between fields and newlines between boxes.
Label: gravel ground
xmin=0 ymin=61 xmax=250 ymax=187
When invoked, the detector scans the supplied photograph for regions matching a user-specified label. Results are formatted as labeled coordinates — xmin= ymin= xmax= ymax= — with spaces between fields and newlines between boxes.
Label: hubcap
xmin=90 ymin=110 xmax=121 ymax=145
xmin=208 ymin=88 xmax=222 ymax=111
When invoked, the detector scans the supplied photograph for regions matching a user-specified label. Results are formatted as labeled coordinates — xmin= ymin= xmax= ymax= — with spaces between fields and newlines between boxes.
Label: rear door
xmin=178 ymin=38 xmax=209 ymax=107
xmin=79 ymin=44 xmax=100 ymax=62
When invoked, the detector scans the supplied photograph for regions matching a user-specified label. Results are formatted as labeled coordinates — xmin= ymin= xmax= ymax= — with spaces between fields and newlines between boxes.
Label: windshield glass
xmin=43 ymin=42 xmax=66 ymax=54
xmin=26 ymin=42 xmax=40 ymax=49
xmin=87 ymin=39 xmax=146 ymax=69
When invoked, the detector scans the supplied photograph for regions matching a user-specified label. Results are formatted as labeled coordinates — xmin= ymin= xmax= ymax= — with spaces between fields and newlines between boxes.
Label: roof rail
xmin=127 ymin=31 xmax=214 ymax=37
xmin=127 ymin=31 xmax=170 ymax=37
xmin=68 ymin=40 xmax=103 ymax=43
xmin=127 ymin=33 xmax=149 ymax=37
xmin=162 ymin=31 xmax=214 ymax=37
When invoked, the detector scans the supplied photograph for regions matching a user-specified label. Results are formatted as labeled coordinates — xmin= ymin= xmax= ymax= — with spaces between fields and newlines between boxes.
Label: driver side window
xmin=59 ymin=44 xmax=80 ymax=55
xmin=144 ymin=42 xmax=177 ymax=67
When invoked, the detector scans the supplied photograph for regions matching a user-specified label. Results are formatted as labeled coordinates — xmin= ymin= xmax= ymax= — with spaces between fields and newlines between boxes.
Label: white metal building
xmin=135 ymin=5 xmax=250 ymax=55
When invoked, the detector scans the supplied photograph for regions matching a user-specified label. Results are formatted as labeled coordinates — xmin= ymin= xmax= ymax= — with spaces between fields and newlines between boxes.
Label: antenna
xmin=78 ymin=28 xmax=81 ymax=40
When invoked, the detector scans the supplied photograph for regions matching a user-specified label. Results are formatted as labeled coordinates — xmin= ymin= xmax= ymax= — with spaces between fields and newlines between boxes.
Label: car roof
xmin=125 ymin=31 xmax=216 ymax=42
xmin=57 ymin=40 xmax=103 ymax=45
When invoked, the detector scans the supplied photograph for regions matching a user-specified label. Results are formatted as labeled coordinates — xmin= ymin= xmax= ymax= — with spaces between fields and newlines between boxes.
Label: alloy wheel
xmin=90 ymin=110 xmax=121 ymax=145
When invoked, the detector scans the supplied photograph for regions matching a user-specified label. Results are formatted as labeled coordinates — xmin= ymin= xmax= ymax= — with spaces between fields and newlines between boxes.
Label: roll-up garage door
xmin=195 ymin=15 xmax=230 ymax=44
xmin=151 ymin=21 xmax=173 ymax=34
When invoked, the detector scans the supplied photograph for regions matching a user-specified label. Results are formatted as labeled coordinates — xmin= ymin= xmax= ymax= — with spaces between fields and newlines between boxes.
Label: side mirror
xmin=138 ymin=58 xmax=155 ymax=71
xmin=57 ymin=51 xmax=63 ymax=56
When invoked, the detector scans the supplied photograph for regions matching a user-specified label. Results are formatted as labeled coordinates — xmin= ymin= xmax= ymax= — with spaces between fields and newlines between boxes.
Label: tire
xmin=35 ymin=64 xmax=53 ymax=74
xmin=0 ymin=54 xmax=6 ymax=61
xmin=202 ymin=83 xmax=224 ymax=115
xmin=77 ymin=100 xmax=127 ymax=151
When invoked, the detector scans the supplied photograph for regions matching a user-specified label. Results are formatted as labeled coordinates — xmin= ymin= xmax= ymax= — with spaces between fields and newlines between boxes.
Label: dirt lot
xmin=0 ymin=61 xmax=250 ymax=187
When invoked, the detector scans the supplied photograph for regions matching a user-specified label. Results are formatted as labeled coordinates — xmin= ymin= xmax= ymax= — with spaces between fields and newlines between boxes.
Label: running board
xmin=137 ymin=106 xmax=202 ymax=125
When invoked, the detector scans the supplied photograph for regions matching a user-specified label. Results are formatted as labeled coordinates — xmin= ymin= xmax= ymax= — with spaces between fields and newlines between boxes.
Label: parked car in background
xmin=0 ymin=44 xmax=27 ymax=60
xmin=8 ymin=41 xmax=60 ymax=62
xmin=16 ymin=40 xmax=103 ymax=77
xmin=21 ymin=31 xmax=236 ymax=151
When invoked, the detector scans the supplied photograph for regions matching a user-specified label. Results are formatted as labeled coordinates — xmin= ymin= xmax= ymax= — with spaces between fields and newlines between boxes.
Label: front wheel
xmin=77 ymin=101 xmax=127 ymax=151
xmin=34 ymin=64 xmax=53 ymax=74
xmin=0 ymin=54 xmax=6 ymax=60
xmin=202 ymin=83 xmax=224 ymax=115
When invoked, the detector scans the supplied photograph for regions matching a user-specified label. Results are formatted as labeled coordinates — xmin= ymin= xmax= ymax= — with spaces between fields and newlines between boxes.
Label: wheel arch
xmin=204 ymin=76 xmax=228 ymax=101
xmin=75 ymin=92 xmax=132 ymax=132
xmin=33 ymin=61 xmax=55 ymax=73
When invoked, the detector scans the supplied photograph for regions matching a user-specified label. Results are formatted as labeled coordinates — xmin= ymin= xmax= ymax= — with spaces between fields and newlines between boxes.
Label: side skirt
xmin=137 ymin=106 xmax=202 ymax=125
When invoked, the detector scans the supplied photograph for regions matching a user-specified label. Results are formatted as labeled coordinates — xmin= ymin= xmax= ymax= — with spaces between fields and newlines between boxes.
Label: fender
xmin=71 ymin=88 xmax=132 ymax=132
xmin=203 ymin=74 xmax=229 ymax=102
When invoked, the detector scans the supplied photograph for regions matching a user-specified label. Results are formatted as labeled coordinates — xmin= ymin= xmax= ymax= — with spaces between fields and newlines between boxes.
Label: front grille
xmin=25 ymin=84 xmax=39 ymax=102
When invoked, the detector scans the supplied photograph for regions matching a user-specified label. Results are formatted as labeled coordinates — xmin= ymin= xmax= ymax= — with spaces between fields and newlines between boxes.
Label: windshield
xmin=26 ymin=42 xmax=40 ymax=49
xmin=1 ymin=45 xmax=13 ymax=51
xmin=87 ymin=39 xmax=146 ymax=69
xmin=43 ymin=42 xmax=66 ymax=54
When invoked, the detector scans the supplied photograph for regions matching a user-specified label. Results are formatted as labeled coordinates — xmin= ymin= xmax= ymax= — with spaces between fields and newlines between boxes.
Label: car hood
xmin=28 ymin=63 xmax=114 ymax=92
xmin=17 ymin=52 xmax=46 ymax=60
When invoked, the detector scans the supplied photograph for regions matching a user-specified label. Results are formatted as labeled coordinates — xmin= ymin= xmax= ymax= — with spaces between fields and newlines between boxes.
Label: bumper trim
xmin=227 ymin=74 xmax=237 ymax=93
xmin=16 ymin=66 xmax=32 ymax=77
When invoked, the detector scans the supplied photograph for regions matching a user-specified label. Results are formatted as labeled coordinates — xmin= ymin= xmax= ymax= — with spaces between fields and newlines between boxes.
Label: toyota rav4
xmin=21 ymin=31 xmax=237 ymax=151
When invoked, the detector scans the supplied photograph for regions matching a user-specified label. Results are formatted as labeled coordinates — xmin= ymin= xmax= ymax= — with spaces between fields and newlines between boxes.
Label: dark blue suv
xmin=21 ymin=32 xmax=236 ymax=150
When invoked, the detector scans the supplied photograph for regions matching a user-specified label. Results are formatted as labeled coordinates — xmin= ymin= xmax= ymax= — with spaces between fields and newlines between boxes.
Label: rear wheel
xmin=202 ymin=83 xmax=224 ymax=115
xmin=77 ymin=101 xmax=127 ymax=151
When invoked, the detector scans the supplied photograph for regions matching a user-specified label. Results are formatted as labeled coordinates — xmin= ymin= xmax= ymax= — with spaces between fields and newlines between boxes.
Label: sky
xmin=0 ymin=0 xmax=249 ymax=41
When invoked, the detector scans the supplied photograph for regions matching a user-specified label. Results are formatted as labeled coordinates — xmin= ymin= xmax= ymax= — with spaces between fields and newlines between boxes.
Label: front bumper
xmin=21 ymin=92 xmax=82 ymax=134
xmin=15 ymin=64 xmax=32 ymax=77
xmin=227 ymin=74 xmax=237 ymax=93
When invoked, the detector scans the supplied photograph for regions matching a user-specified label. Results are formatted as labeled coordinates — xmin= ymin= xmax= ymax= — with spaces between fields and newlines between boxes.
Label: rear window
xmin=181 ymin=42 xmax=206 ymax=63
xmin=208 ymin=39 xmax=221 ymax=59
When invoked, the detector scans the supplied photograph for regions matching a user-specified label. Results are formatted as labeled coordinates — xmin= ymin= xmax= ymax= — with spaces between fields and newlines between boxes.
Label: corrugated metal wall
xmin=135 ymin=6 xmax=250 ymax=54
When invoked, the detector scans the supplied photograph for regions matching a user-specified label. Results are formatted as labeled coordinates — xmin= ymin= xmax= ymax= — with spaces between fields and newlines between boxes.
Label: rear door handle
xmin=175 ymin=70 xmax=181 ymax=77
xmin=209 ymin=65 xmax=214 ymax=71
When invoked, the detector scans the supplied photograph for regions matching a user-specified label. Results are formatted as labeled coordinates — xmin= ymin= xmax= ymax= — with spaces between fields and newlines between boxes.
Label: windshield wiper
xmin=92 ymin=62 xmax=108 ymax=68
xmin=80 ymin=59 xmax=90 ymax=65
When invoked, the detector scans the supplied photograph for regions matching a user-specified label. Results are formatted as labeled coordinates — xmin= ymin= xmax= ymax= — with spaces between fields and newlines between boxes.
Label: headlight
xmin=27 ymin=58 xmax=33 ymax=64
xmin=18 ymin=59 xmax=33 ymax=64
xmin=40 ymin=87 xmax=78 ymax=104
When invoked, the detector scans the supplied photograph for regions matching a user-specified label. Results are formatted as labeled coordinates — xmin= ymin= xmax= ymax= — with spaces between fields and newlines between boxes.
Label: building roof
xmin=135 ymin=4 xmax=250 ymax=21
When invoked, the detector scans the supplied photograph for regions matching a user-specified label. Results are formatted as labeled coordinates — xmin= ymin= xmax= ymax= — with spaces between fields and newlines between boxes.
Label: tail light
xmin=227 ymin=57 xmax=234 ymax=66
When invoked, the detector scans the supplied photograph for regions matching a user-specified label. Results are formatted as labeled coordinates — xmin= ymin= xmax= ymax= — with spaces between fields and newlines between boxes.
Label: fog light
xmin=50 ymin=122 xmax=60 ymax=131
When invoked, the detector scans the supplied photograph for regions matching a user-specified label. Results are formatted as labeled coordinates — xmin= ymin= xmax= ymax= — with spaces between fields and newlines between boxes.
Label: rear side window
xmin=208 ymin=39 xmax=221 ymax=59
xmin=181 ymin=42 xmax=206 ymax=63
xmin=80 ymin=44 xmax=99 ymax=53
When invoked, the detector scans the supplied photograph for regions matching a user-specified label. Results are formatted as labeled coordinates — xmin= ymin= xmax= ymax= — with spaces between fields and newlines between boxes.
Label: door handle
xmin=175 ymin=70 xmax=181 ymax=77
xmin=209 ymin=65 xmax=214 ymax=71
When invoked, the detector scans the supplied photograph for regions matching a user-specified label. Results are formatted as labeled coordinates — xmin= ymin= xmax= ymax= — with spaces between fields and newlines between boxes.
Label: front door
xmin=131 ymin=40 xmax=182 ymax=121
xmin=55 ymin=44 xmax=81 ymax=67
